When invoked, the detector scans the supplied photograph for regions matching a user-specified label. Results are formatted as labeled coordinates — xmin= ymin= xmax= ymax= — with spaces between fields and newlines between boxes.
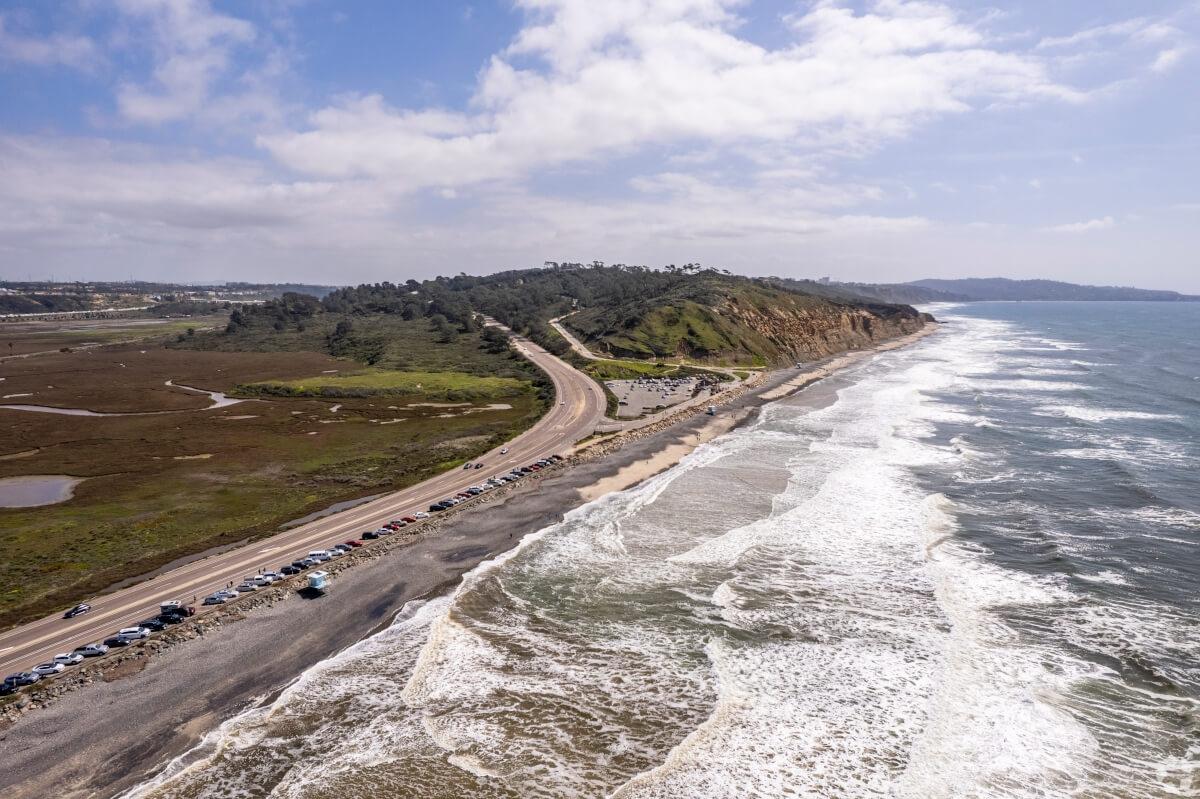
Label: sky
xmin=0 ymin=1 xmax=1197 ymax=291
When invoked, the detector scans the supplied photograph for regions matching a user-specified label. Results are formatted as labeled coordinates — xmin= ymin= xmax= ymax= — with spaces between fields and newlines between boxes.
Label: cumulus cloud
xmin=259 ymin=0 xmax=1082 ymax=188
xmin=0 ymin=12 xmax=97 ymax=69
xmin=1043 ymin=216 xmax=1114 ymax=234
xmin=113 ymin=0 xmax=265 ymax=124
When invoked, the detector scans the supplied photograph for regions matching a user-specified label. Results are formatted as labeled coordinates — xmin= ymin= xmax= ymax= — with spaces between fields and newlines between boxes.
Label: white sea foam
xmin=1035 ymin=404 xmax=1183 ymax=423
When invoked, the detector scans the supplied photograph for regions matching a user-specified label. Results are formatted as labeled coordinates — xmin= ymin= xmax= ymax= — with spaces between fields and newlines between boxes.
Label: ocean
xmin=125 ymin=302 xmax=1199 ymax=799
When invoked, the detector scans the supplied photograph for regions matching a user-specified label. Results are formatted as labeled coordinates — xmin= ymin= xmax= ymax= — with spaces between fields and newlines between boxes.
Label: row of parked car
xmin=429 ymin=456 xmax=563 ymax=512
xmin=2 ymin=601 xmax=196 ymax=695
xmin=2 ymin=453 xmax=568 ymax=699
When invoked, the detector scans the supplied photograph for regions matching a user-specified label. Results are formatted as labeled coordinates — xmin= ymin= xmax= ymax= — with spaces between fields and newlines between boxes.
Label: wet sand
xmin=0 ymin=326 xmax=937 ymax=799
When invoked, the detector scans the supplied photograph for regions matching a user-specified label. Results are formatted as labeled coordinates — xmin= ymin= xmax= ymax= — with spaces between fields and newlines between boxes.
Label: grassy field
xmin=241 ymin=369 xmax=529 ymax=400
xmin=0 ymin=315 xmax=228 ymax=357
xmin=582 ymin=359 xmax=676 ymax=381
xmin=0 ymin=315 xmax=547 ymax=628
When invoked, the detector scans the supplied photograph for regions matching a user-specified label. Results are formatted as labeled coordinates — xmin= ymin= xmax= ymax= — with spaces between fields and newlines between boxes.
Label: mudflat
xmin=0 ymin=343 xmax=542 ymax=628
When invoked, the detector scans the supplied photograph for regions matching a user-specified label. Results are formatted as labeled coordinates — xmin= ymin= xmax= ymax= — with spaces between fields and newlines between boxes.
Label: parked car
xmin=402 ymin=516 xmax=418 ymax=524
xmin=159 ymin=600 xmax=183 ymax=615
xmin=13 ymin=672 xmax=40 ymax=686
xmin=300 ymin=558 xmax=319 ymax=568
xmin=54 ymin=652 xmax=84 ymax=666
xmin=291 ymin=560 xmax=310 ymax=570
xmin=103 ymin=636 xmax=129 ymax=648
xmin=63 ymin=603 xmax=91 ymax=619
xmin=215 ymin=590 xmax=238 ymax=600
xmin=251 ymin=575 xmax=272 ymax=587
xmin=430 ymin=503 xmax=446 ymax=512
xmin=117 ymin=626 xmax=150 ymax=641
xmin=236 ymin=582 xmax=258 ymax=593
xmin=327 ymin=547 xmax=346 ymax=557
xmin=281 ymin=565 xmax=300 ymax=575
xmin=74 ymin=643 xmax=109 ymax=657
xmin=203 ymin=594 xmax=227 ymax=605
xmin=362 ymin=530 xmax=380 ymax=540
xmin=414 ymin=512 xmax=429 ymax=519
xmin=138 ymin=618 xmax=167 ymax=632
xmin=32 ymin=662 xmax=65 ymax=677
xmin=344 ymin=540 xmax=363 ymax=548
xmin=0 ymin=680 xmax=16 ymax=696
xmin=308 ymin=550 xmax=332 ymax=562
xmin=158 ymin=612 xmax=186 ymax=624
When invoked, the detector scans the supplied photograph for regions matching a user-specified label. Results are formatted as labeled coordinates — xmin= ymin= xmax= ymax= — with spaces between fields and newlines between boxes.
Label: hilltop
xmin=435 ymin=265 xmax=931 ymax=367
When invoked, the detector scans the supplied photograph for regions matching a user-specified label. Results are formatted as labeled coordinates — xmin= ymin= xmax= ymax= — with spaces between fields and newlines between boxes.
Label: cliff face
xmin=718 ymin=296 xmax=928 ymax=362
xmin=567 ymin=277 xmax=930 ymax=366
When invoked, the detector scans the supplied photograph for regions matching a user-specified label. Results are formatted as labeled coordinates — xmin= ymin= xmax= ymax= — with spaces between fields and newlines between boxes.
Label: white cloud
xmin=1150 ymin=46 xmax=1187 ymax=73
xmin=1043 ymin=216 xmax=1114 ymax=234
xmin=0 ymin=13 xmax=98 ymax=69
xmin=113 ymin=0 xmax=263 ymax=124
xmin=259 ymin=0 xmax=1082 ymax=188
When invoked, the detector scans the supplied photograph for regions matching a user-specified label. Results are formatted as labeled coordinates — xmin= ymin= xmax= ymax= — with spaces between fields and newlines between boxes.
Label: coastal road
xmin=0 ymin=330 xmax=607 ymax=679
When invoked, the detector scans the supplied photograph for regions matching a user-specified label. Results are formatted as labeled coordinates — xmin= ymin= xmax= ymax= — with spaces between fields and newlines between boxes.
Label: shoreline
xmin=0 ymin=323 xmax=938 ymax=799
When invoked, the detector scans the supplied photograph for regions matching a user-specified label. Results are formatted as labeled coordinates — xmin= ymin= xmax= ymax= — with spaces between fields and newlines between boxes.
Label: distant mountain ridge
xmin=774 ymin=277 xmax=1198 ymax=304
xmin=906 ymin=278 xmax=1198 ymax=302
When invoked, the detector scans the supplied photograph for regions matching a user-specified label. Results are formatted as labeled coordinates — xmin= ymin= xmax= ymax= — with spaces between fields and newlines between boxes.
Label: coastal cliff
xmin=565 ymin=277 xmax=930 ymax=365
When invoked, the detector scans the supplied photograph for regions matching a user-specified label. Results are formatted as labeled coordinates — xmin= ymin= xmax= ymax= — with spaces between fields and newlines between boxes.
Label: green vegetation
xmin=411 ymin=264 xmax=923 ymax=367
xmin=583 ymin=359 xmax=675 ymax=380
xmin=242 ymin=368 xmax=530 ymax=401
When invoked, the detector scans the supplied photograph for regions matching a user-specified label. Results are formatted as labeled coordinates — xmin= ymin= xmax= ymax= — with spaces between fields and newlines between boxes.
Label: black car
xmin=291 ymin=560 xmax=310 ymax=571
xmin=0 ymin=680 xmax=17 ymax=696
xmin=104 ymin=636 xmax=130 ymax=648
xmin=158 ymin=612 xmax=185 ymax=624
xmin=63 ymin=602 xmax=91 ymax=619
xmin=362 ymin=530 xmax=380 ymax=540
xmin=429 ymin=503 xmax=447 ymax=512
xmin=280 ymin=565 xmax=299 ymax=575
xmin=139 ymin=618 xmax=167 ymax=632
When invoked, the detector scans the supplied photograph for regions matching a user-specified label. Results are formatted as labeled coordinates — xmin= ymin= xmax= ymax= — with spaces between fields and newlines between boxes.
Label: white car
xmin=74 ymin=643 xmax=109 ymax=657
xmin=32 ymin=662 xmax=66 ymax=677
xmin=326 ymin=548 xmax=346 ymax=558
xmin=414 ymin=512 xmax=429 ymax=519
xmin=308 ymin=550 xmax=332 ymax=562
xmin=251 ymin=575 xmax=272 ymax=587
xmin=500 ymin=447 xmax=509 ymax=454
xmin=117 ymin=626 xmax=150 ymax=641
xmin=261 ymin=571 xmax=283 ymax=582
xmin=53 ymin=652 xmax=84 ymax=666
xmin=236 ymin=582 xmax=258 ymax=593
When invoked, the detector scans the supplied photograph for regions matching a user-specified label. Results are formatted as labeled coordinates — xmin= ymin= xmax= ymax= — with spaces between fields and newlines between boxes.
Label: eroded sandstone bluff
xmin=721 ymin=298 xmax=932 ymax=361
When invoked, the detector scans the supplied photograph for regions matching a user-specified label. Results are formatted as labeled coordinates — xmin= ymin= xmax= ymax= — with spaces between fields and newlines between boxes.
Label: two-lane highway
xmin=0 ymin=328 xmax=606 ymax=678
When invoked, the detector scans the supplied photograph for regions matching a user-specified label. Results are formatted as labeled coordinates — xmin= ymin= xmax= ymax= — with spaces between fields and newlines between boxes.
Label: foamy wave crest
xmin=1035 ymin=405 xmax=1183 ymax=423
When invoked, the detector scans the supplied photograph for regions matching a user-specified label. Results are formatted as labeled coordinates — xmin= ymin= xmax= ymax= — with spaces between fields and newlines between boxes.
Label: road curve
xmin=0 ymin=329 xmax=606 ymax=678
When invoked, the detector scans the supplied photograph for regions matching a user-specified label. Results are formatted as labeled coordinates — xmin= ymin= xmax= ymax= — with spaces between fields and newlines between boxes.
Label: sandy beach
xmin=0 ymin=325 xmax=937 ymax=799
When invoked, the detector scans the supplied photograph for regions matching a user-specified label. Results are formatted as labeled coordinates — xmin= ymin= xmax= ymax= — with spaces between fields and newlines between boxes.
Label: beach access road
xmin=0 ymin=328 xmax=607 ymax=678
